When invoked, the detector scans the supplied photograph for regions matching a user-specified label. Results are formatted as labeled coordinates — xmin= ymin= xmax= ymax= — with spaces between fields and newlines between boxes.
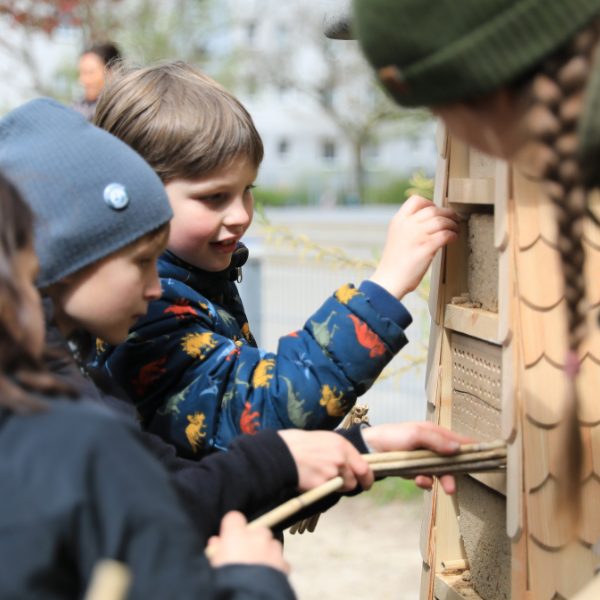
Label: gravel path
xmin=284 ymin=494 xmax=424 ymax=600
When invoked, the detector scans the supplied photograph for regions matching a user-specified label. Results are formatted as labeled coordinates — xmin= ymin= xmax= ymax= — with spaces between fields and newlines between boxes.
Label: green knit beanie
xmin=354 ymin=0 xmax=600 ymax=107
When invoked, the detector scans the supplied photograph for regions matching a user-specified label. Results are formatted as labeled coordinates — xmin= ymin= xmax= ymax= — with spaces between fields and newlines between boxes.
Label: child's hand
xmin=277 ymin=429 xmax=374 ymax=492
xmin=207 ymin=511 xmax=290 ymax=574
xmin=370 ymin=195 xmax=460 ymax=300
xmin=362 ymin=422 xmax=475 ymax=495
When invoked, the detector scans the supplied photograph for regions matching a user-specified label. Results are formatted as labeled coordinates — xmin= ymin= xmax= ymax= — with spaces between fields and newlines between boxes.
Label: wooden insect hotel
xmin=421 ymin=122 xmax=600 ymax=600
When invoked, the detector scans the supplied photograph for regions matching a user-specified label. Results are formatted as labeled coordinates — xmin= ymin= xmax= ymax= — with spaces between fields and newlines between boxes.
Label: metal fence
xmin=238 ymin=253 xmax=429 ymax=426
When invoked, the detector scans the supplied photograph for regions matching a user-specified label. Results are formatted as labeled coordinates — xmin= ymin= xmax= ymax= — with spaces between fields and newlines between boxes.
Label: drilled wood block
xmin=451 ymin=333 xmax=502 ymax=443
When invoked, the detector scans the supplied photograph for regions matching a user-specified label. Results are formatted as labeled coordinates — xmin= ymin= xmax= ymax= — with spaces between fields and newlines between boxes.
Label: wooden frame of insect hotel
xmin=420 ymin=121 xmax=600 ymax=600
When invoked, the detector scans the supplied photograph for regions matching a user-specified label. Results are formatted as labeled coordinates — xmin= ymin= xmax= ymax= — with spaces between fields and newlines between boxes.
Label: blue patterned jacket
xmin=91 ymin=245 xmax=412 ymax=458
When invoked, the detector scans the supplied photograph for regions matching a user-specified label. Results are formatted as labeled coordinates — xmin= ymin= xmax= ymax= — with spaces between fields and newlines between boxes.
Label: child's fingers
xmin=438 ymin=475 xmax=457 ymax=495
xmin=398 ymin=195 xmax=435 ymax=216
xmin=418 ymin=421 xmax=475 ymax=445
xmin=414 ymin=475 xmax=434 ymax=490
xmin=219 ymin=511 xmax=248 ymax=535
xmin=414 ymin=205 xmax=460 ymax=224
xmin=427 ymin=229 xmax=459 ymax=250
xmin=341 ymin=450 xmax=373 ymax=491
xmin=421 ymin=216 xmax=461 ymax=235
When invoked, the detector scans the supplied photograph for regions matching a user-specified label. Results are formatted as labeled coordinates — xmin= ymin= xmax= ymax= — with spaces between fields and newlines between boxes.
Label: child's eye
xmin=195 ymin=194 xmax=220 ymax=202
xmin=245 ymin=185 xmax=256 ymax=194
xmin=139 ymin=258 xmax=152 ymax=266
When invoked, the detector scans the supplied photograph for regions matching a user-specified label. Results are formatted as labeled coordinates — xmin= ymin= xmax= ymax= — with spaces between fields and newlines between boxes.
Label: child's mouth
xmin=210 ymin=239 xmax=238 ymax=253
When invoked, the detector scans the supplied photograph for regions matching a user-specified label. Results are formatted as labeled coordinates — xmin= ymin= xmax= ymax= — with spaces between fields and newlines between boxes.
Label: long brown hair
xmin=0 ymin=172 xmax=74 ymax=412
xmin=521 ymin=21 xmax=600 ymax=519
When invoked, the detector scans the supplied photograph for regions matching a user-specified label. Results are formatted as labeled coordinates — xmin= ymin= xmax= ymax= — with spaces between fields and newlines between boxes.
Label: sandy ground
xmin=284 ymin=494 xmax=424 ymax=600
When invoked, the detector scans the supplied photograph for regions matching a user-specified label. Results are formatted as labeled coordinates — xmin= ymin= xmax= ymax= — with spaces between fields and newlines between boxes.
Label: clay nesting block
xmin=467 ymin=214 xmax=499 ymax=312
xmin=457 ymin=475 xmax=510 ymax=600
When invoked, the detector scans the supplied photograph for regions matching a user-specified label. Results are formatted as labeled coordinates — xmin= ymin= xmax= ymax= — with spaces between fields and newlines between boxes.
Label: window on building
xmin=321 ymin=87 xmax=334 ymax=108
xmin=278 ymin=139 xmax=290 ymax=160
xmin=247 ymin=21 xmax=256 ymax=43
xmin=363 ymin=144 xmax=380 ymax=160
xmin=322 ymin=141 xmax=336 ymax=163
xmin=278 ymin=84 xmax=290 ymax=102
xmin=276 ymin=25 xmax=288 ymax=48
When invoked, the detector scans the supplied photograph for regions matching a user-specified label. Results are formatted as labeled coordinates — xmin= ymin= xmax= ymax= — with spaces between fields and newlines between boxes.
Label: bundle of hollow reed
xmin=205 ymin=440 xmax=507 ymax=559
xmin=364 ymin=440 xmax=506 ymax=478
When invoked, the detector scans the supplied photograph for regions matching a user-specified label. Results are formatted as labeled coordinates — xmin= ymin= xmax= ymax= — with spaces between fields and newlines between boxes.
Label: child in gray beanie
xmin=0 ymin=101 xmax=294 ymax=598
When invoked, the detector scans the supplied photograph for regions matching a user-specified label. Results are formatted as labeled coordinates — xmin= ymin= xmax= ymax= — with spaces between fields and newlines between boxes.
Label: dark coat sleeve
xmin=0 ymin=401 xmax=296 ymax=600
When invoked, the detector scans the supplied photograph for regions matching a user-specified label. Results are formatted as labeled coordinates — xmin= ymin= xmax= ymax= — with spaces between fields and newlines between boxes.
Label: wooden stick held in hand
xmin=83 ymin=560 xmax=131 ymax=600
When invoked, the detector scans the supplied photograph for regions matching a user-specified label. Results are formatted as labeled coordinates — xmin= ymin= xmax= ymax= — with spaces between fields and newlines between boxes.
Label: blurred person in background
xmin=72 ymin=42 xmax=122 ymax=122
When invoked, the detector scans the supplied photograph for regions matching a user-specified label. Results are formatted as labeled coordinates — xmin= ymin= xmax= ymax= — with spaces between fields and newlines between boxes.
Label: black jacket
xmin=43 ymin=299 xmax=369 ymax=542
xmin=0 ymin=399 xmax=295 ymax=600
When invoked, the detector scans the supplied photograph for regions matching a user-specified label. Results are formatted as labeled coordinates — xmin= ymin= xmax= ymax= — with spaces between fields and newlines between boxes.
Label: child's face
xmin=13 ymin=245 xmax=45 ymax=359
xmin=47 ymin=229 xmax=168 ymax=345
xmin=164 ymin=157 xmax=257 ymax=272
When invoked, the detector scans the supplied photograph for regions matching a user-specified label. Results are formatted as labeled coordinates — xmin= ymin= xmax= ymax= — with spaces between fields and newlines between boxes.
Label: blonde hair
xmin=94 ymin=61 xmax=264 ymax=182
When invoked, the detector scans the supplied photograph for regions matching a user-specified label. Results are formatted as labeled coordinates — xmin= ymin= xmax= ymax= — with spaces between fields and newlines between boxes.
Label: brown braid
xmin=522 ymin=21 xmax=600 ymax=523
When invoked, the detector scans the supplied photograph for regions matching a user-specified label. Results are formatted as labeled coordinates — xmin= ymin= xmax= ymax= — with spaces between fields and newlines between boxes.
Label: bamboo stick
xmin=373 ymin=458 xmax=506 ymax=478
xmin=84 ymin=560 xmax=131 ymax=600
xmin=367 ymin=448 xmax=506 ymax=472
xmin=363 ymin=441 xmax=507 ymax=465
xmin=248 ymin=476 xmax=344 ymax=529
xmin=205 ymin=477 xmax=345 ymax=558
xmin=441 ymin=559 xmax=470 ymax=573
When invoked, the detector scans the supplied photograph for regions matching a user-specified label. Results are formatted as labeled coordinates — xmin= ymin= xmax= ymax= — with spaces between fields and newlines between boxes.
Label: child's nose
xmin=145 ymin=274 xmax=162 ymax=302
xmin=224 ymin=196 xmax=251 ymax=228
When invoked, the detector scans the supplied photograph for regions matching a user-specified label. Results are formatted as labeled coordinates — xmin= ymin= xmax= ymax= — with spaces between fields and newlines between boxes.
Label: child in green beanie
xmin=352 ymin=0 xmax=600 ymax=594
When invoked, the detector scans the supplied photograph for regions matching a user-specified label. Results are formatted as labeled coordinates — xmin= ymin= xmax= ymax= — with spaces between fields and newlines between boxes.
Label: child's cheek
xmin=167 ymin=202 xmax=217 ymax=262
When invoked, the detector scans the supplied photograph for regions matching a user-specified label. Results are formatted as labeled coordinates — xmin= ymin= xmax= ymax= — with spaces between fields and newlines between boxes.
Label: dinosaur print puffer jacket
xmin=92 ymin=244 xmax=412 ymax=459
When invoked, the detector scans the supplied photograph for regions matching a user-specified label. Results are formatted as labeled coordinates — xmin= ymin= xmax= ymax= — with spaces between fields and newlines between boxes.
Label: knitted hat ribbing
xmin=354 ymin=0 xmax=600 ymax=107
xmin=0 ymin=98 xmax=173 ymax=288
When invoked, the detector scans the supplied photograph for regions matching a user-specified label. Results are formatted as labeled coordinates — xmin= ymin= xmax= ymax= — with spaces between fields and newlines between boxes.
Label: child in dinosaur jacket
xmin=92 ymin=62 xmax=460 ymax=459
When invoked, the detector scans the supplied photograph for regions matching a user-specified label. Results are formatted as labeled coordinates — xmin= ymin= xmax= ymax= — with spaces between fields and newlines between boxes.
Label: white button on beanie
xmin=0 ymin=98 xmax=173 ymax=288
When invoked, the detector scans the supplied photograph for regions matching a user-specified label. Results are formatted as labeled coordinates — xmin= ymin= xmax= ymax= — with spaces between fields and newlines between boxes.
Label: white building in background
xmin=226 ymin=0 xmax=437 ymax=201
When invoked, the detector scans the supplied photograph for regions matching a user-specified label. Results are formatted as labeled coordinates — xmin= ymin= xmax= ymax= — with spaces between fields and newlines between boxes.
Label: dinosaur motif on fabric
xmin=96 ymin=338 xmax=107 ymax=354
xmin=180 ymin=332 xmax=219 ymax=359
xmin=240 ymin=401 xmax=260 ymax=434
xmin=240 ymin=322 xmax=254 ymax=343
xmin=347 ymin=314 xmax=386 ymax=358
xmin=132 ymin=354 xmax=167 ymax=396
xmin=319 ymin=384 xmax=348 ymax=417
xmin=335 ymin=284 xmax=364 ymax=305
xmin=225 ymin=346 xmax=242 ymax=362
xmin=222 ymin=362 xmax=249 ymax=408
xmin=217 ymin=308 xmax=237 ymax=328
xmin=253 ymin=358 xmax=275 ymax=388
xmin=310 ymin=311 xmax=340 ymax=358
xmin=164 ymin=298 xmax=198 ymax=319
xmin=157 ymin=374 xmax=203 ymax=417
xmin=285 ymin=331 xmax=300 ymax=338
xmin=186 ymin=411 xmax=207 ymax=454
xmin=198 ymin=301 xmax=213 ymax=319
xmin=280 ymin=375 xmax=313 ymax=428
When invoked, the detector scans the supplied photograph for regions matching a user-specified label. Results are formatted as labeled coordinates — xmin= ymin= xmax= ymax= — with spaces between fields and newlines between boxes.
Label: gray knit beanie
xmin=0 ymin=98 xmax=173 ymax=288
